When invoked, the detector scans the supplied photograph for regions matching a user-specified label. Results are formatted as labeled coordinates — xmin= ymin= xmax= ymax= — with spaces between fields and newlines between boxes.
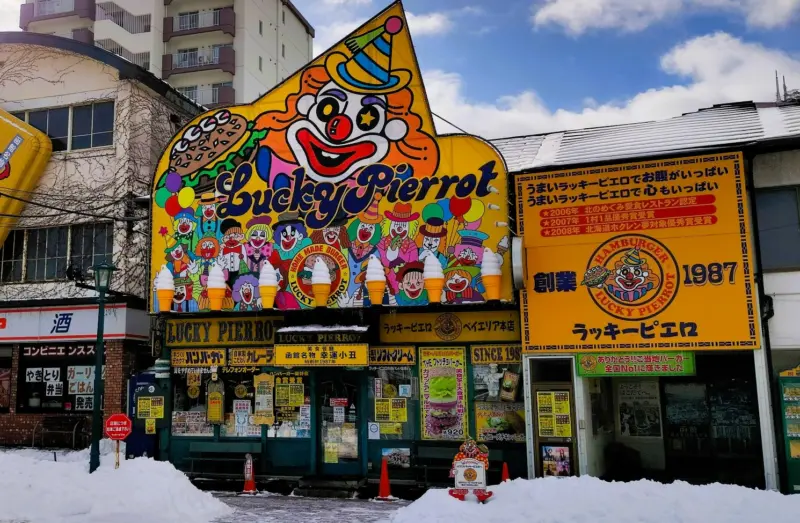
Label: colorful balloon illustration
xmin=165 ymin=171 xmax=182 ymax=192
xmin=449 ymin=196 xmax=471 ymax=220
xmin=463 ymin=199 xmax=485 ymax=223
xmin=154 ymin=187 xmax=171 ymax=208
xmin=437 ymin=200 xmax=453 ymax=222
xmin=177 ymin=187 xmax=196 ymax=208
xmin=164 ymin=195 xmax=182 ymax=217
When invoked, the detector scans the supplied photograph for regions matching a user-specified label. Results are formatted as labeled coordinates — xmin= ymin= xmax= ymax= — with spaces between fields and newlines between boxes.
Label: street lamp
xmin=88 ymin=261 xmax=116 ymax=474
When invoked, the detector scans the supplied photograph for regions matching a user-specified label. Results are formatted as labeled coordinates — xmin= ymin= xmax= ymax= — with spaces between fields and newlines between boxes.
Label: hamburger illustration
xmin=581 ymin=265 xmax=612 ymax=288
xmin=164 ymin=109 xmax=267 ymax=193
xmin=427 ymin=367 xmax=459 ymax=434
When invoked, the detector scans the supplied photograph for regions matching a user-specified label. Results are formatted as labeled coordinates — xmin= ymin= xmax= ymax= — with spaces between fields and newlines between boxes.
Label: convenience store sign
xmin=577 ymin=352 xmax=695 ymax=377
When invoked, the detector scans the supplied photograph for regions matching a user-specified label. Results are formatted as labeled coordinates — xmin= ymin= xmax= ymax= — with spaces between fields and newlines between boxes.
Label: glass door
xmin=318 ymin=370 xmax=362 ymax=476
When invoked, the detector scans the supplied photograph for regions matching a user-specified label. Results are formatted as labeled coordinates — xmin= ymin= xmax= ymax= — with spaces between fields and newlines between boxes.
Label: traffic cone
xmin=242 ymin=453 xmax=257 ymax=495
xmin=376 ymin=457 xmax=393 ymax=501
xmin=501 ymin=462 xmax=510 ymax=482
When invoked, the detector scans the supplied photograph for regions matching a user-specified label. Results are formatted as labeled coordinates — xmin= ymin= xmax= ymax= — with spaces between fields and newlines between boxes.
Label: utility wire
xmin=0 ymin=191 xmax=141 ymax=222
xmin=432 ymin=111 xmax=469 ymax=134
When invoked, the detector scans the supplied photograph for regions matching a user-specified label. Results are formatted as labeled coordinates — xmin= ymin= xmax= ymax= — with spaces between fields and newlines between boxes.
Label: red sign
xmin=104 ymin=413 xmax=132 ymax=441
xmin=330 ymin=398 xmax=349 ymax=407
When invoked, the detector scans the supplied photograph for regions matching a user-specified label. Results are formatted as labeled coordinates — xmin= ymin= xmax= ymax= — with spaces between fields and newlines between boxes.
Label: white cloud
xmin=312 ymin=11 xmax=453 ymax=57
xmin=424 ymin=32 xmax=800 ymax=138
xmin=531 ymin=0 xmax=800 ymax=35
xmin=0 ymin=0 xmax=22 ymax=33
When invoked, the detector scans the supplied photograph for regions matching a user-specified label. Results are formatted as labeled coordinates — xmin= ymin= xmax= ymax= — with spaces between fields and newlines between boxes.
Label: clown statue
xmin=252 ymin=16 xmax=439 ymax=191
xmin=377 ymin=202 xmax=420 ymax=292
xmin=273 ymin=212 xmax=312 ymax=261
xmin=173 ymin=209 xmax=198 ymax=252
xmin=232 ymin=274 xmax=260 ymax=311
xmin=244 ymin=216 xmax=277 ymax=274
xmin=194 ymin=192 xmax=222 ymax=243
xmin=395 ymin=261 xmax=428 ymax=306
xmin=219 ymin=218 xmax=247 ymax=288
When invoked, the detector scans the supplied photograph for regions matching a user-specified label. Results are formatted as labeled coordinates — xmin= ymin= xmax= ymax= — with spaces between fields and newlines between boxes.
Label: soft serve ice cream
xmin=311 ymin=258 xmax=332 ymax=307
xmin=365 ymin=255 xmax=386 ymax=305
xmin=481 ymin=247 xmax=502 ymax=301
xmin=155 ymin=265 xmax=175 ymax=312
xmin=423 ymin=255 xmax=445 ymax=303
xmin=259 ymin=261 xmax=278 ymax=309
xmin=207 ymin=264 xmax=227 ymax=310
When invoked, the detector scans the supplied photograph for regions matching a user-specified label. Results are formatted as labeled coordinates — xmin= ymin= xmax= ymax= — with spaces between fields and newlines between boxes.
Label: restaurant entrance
xmin=317 ymin=369 xmax=366 ymax=477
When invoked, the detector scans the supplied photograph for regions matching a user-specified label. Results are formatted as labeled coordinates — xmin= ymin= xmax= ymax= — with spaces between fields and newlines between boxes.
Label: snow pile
xmin=0 ymin=441 xmax=232 ymax=523
xmin=387 ymin=477 xmax=800 ymax=523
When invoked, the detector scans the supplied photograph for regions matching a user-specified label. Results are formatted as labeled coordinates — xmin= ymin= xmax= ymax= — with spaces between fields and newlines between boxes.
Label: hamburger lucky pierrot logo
xmin=150 ymin=1 xmax=511 ymax=312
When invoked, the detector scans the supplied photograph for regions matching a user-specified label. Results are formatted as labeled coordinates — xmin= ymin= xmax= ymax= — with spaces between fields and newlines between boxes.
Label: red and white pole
xmin=242 ymin=453 xmax=257 ymax=494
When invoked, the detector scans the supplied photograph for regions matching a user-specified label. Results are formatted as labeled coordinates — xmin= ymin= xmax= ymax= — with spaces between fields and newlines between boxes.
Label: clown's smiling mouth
xmin=448 ymin=280 xmax=468 ymax=292
xmin=616 ymin=277 xmax=644 ymax=291
xmin=297 ymin=128 xmax=376 ymax=177
xmin=242 ymin=288 xmax=253 ymax=302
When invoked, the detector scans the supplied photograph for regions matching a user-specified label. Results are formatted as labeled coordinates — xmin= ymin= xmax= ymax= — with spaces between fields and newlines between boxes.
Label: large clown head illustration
xmin=256 ymin=16 xmax=438 ymax=185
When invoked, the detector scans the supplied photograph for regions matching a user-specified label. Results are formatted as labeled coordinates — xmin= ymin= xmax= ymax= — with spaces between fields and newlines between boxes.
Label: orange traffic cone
xmin=242 ymin=453 xmax=257 ymax=494
xmin=501 ymin=462 xmax=510 ymax=482
xmin=376 ymin=457 xmax=393 ymax=501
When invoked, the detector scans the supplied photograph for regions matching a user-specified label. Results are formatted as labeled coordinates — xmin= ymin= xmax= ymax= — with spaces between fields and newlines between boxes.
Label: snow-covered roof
xmin=492 ymin=102 xmax=800 ymax=173
xmin=277 ymin=325 xmax=369 ymax=333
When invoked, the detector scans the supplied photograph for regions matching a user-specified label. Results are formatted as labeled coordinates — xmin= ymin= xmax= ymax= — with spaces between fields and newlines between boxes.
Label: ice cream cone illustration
xmin=156 ymin=265 xmax=175 ymax=312
xmin=207 ymin=264 xmax=226 ymax=311
xmin=311 ymin=258 xmax=332 ymax=307
xmin=424 ymin=255 xmax=444 ymax=304
xmin=365 ymin=255 xmax=386 ymax=306
xmin=259 ymin=261 xmax=278 ymax=309
xmin=481 ymin=247 xmax=502 ymax=301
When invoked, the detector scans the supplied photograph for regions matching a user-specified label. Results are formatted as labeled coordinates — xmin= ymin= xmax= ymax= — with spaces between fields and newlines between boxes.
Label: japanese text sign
xmin=228 ymin=348 xmax=274 ymax=366
xmin=369 ymin=346 xmax=416 ymax=365
xmin=104 ymin=413 xmax=132 ymax=441
xmin=380 ymin=311 xmax=520 ymax=343
xmin=517 ymin=153 xmax=760 ymax=352
xmin=171 ymin=349 xmax=226 ymax=367
xmin=274 ymin=344 xmax=369 ymax=366
xmin=577 ymin=352 xmax=695 ymax=377
xmin=420 ymin=347 xmax=467 ymax=441
xmin=150 ymin=3 xmax=512 ymax=314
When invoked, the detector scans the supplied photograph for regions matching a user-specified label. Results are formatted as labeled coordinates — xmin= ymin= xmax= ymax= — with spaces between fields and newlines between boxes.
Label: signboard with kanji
xmin=517 ymin=152 xmax=760 ymax=352
xmin=274 ymin=344 xmax=368 ymax=366
xmin=379 ymin=311 xmax=520 ymax=344
xmin=104 ymin=413 xmax=132 ymax=441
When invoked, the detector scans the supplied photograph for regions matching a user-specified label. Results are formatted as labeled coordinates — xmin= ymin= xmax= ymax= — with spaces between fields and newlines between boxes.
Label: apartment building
xmin=19 ymin=0 xmax=314 ymax=106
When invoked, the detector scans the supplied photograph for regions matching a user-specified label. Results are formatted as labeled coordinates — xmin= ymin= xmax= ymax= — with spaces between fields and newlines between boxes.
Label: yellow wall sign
xmin=274 ymin=344 xmax=369 ymax=366
xmin=369 ymin=346 xmax=416 ymax=365
xmin=470 ymin=344 xmax=521 ymax=365
xmin=0 ymin=110 xmax=52 ymax=246
xmin=171 ymin=348 xmax=226 ymax=367
xmin=228 ymin=348 xmax=274 ymax=366
xmin=165 ymin=317 xmax=281 ymax=347
xmin=380 ymin=311 xmax=520 ymax=343
xmin=149 ymin=3 xmax=512 ymax=315
xmin=516 ymin=153 xmax=760 ymax=352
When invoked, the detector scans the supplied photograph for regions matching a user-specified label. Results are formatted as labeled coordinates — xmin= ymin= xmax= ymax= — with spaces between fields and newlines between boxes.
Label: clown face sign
xmin=150 ymin=3 xmax=512 ymax=312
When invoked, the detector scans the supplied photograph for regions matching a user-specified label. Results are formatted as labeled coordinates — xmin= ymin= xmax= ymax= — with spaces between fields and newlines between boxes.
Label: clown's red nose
xmin=326 ymin=115 xmax=352 ymax=142
xmin=626 ymin=273 xmax=634 ymax=280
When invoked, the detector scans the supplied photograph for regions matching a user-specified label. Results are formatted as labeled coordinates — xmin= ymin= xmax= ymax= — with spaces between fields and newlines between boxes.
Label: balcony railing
xmin=96 ymin=2 xmax=151 ymax=34
xmin=177 ymin=86 xmax=235 ymax=106
xmin=162 ymin=45 xmax=234 ymax=78
xmin=174 ymin=10 xmax=219 ymax=31
xmin=172 ymin=49 xmax=220 ymax=69
xmin=34 ymin=0 xmax=74 ymax=17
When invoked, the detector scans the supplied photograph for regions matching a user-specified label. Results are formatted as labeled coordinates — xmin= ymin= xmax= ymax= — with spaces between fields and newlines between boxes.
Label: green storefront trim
xmin=576 ymin=351 xmax=696 ymax=377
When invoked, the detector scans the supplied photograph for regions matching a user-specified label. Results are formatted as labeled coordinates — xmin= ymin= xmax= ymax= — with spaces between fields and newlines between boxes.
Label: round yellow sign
xmin=235 ymin=384 xmax=248 ymax=398
xmin=187 ymin=386 xmax=200 ymax=399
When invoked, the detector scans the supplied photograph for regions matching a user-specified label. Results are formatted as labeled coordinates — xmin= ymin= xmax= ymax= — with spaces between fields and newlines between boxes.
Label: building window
xmin=259 ymin=20 xmax=263 ymax=35
xmin=0 ymin=230 xmax=24 ymax=283
xmin=71 ymin=102 xmax=114 ymax=150
xmin=755 ymin=187 xmax=800 ymax=271
xmin=0 ymin=223 xmax=113 ymax=283
xmin=259 ymin=56 xmax=263 ymax=71
xmin=13 ymin=103 xmax=115 ymax=152
xmin=177 ymin=11 xmax=199 ymax=31
xmin=282 ymin=43 xmax=285 ymax=58
xmin=28 ymin=107 xmax=69 ymax=152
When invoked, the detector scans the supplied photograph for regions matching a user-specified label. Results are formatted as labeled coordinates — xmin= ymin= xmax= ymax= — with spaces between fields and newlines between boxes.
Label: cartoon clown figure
xmin=443 ymin=266 xmax=483 ymax=305
xmin=275 ymin=263 xmax=301 ymax=310
xmin=345 ymin=194 xmax=383 ymax=299
xmin=451 ymin=229 xmax=489 ymax=267
xmin=244 ymin=216 xmax=278 ymax=273
xmin=232 ymin=274 xmax=260 ymax=311
xmin=417 ymin=207 xmax=448 ymax=268
xmin=395 ymin=262 xmax=428 ymax=306
xmin=310 ymin=216 xmax=351 ymax=252
xmin=163 ymin=234 xmax=193 ymax=278
xmin=607 ymin=248 xmax=660 ymax=302
xmin=194 ymin=193 xmax=222 ymax=243
xmin=194 ymin=235 xmax=220 ymax=277
xmin=173 ymin=277 xmax=199 ymax=312
xmin=273 ymin=212 xmax=312 ymax=261
xmin=253 ymin=16 xmax=439 ymax=189
xmin=377 ymin=202 xmax=420 ymax=293
xmin=173 ymin=209 xmax=198 ymax=252
xmin=218 ymin=218 xmax=247 ymax=287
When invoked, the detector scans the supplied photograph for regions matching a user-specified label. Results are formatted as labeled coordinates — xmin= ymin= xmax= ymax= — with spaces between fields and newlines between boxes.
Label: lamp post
xmin=88 ymin=261 xmax=116 ymax=474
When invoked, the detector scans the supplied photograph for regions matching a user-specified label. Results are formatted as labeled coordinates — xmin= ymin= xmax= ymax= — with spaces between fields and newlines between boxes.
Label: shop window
xmin=271 ymin=371 xmax=310 ymax=438
xmin=70 ymin=222 xmax=114 ymax=273
xmin=221 ymin=374 xmax=260 ymax=438
xmin=368 ymin=368 xmax=417 ymax=440
xmin=755 ymin=187 xmax=800 ymax=271
xmin=71 ymin=102 xmax=115 ymax=150
xmin=0 ymin=349 xmax=11 ymax=413
xmin=0 ymin=230 xmax=24 ymax=283
xmin=16 ymin=344 xmax=104 ymax=413
xmin=26 ymin=227 xmax=68 ymax=282
xmin=28 ymin=107 xmax=69 ymax=152
xmin=473 ymin=360 xmax=525 ymax=443
xmin=172 ymin=372 xmax=214 ymax=436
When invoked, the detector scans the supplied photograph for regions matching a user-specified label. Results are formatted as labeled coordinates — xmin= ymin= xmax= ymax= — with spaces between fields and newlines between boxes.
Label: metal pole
xmin=88 ymin=291 xmax=107 ymax=473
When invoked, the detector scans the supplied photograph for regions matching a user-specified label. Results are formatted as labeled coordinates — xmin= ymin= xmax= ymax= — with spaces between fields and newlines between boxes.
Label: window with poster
xmin=171 ymin=368 xmax=214 ymax=437
xmin=367 ymin=347 xmax=418 ymax=442
xmin=470 ymin=345 xmax=526 ymax=443
xmin=0 ymin=347 xmax=11 ymax=413
xmin=16 ymin=343 xmax=104 ymax=413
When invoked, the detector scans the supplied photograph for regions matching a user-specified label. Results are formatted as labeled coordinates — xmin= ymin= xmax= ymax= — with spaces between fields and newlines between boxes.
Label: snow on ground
xmin=213 ymin=493 xmax=407 ymax=523
xmin=0 ymin=441 xmax=232 ymax=523
xmin=387 ymin=477 xmax=800 ymax=523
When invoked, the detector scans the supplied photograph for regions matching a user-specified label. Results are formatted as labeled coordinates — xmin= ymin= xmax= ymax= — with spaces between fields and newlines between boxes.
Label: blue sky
xmin=295 ymin=0 xmax=800 ymax=137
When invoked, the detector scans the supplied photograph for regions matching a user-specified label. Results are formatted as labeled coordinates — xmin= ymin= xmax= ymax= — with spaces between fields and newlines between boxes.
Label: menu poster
xmin=206 ymin=380 xmax=225 ymax=423
xmin=499 ymin=371 xmax=520 ymax=402
xmin=617 ymin=381 xmax=662 ymax=438
xmin=171 ymin=410 xmax=214 ymax=436
xmin=420 ymin=348 xmax=468 ymax=441
xmin=254 ymin=373 xmax=275 ymax=425
xmin=375 ymin=398 xmax=408 ymax=423
xmin=537 ymin=392 xmax=555 ymax=437
xmin=475 ymin=402 xmax=526 ymax=443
